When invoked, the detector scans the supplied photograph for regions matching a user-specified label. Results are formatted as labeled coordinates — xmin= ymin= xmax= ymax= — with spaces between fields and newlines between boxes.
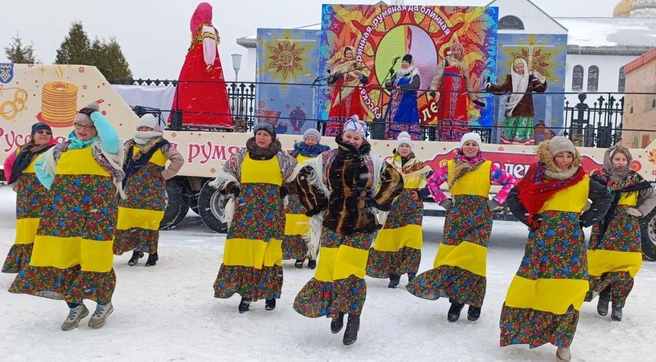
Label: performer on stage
xmin=429 ymin=41 xmax=485 ymax=142
xmin=325 ymin=47 xmax=369 ymax=137
xmin=384 ymin=54 xmax=421 ymax=141
xmin=169 ymin=2 xmax=233 ymax=128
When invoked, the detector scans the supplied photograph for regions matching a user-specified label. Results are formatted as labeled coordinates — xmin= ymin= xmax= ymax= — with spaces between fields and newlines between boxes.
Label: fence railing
xmin=110 ymin=78 xmax=633 ymax=147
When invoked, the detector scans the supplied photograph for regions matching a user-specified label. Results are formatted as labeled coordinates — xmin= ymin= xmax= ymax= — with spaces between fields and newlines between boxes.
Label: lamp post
xmin=231 ymin=53 xmax=242 ymax=83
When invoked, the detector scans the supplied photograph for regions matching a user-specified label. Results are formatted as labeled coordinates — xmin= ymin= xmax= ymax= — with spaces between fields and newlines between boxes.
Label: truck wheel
xmin=197 ymin=182 xmax=229 ymax=233
xmin=189 ymin=191 xmax=200 ymax=215
xmin=160 ymin=179 xmax=190 ymax=230
xmin=639 ymin=208 xmax=656 ymax=261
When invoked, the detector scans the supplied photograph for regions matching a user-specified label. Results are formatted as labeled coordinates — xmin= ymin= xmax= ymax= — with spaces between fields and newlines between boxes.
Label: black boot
xmin=265 ymin=298 xmax=276 ymax=311
xmin=447 ymin=301 xmax=465 ymax=322
xmin=145 ymin=252 xmax=159 ymax=267
xmin=597 ymin=285 xmax=611 ymax=316
xmin=294 ymin=259 xmax=304 ymax=269
xmin=388 ymin=274 xmax=401 ymax=288
xmin=467 ymin=306 xmax=481 ymax=321
xmin=238 ymin=297 xmax=251 ymax=314
xmin=611 ymin=306 xmax=623 ymax=321
xmin=407 ymin=273 xmax=416 ymax=283
xmin=342 ymin=314 xmax=360 ymax=345
xmin=128 ymin=251 xmax=143 ymax=266
xmin=307 ymin=259 xmax=317 ymax=270
xmin=330 ymin=312 xmax=345 ymax=334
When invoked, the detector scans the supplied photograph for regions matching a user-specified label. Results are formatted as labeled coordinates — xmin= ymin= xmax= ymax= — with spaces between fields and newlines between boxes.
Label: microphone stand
xmin=379 ymin=57 xmax=400 ymax=124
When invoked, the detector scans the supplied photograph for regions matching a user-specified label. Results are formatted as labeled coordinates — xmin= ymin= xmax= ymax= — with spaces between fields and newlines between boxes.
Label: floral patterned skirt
xmin=406 ymin=195 xmax=490 ymax=307
xmin=501 ymin=116 xmax=534 ymax=145
xmin=282 ymin=194 xmax=310 ymax=260
xmin=294 ymin=230 xmax=373 ymax=318
xmin=114 ymin=228 xmax=160 ymax=255
xmin=367 ymin=189 xmax=423 ymax=278
xmin=500 ymin=211 xmax=588 ymax=348
xmin=2 ymin=243 xmax=34 ymax=274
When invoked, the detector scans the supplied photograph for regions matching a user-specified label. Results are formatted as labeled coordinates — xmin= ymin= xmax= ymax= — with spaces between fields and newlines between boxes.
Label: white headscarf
xmin=505 ymin=58 xmax=530 ymax=117
xmin=133 ymin=114 xmax=163 ymax=145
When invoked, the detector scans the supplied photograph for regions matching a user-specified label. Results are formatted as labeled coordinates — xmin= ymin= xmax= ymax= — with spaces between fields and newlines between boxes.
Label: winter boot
xmin=467 ymin=306 xmax=481 ymax=321
xmin=407 ymin=273 xmax=416 ymax=283
xmin=145 ymin=252 xmax=159 ymax=267
xmin=307 ymin=259 xmax=317 ymax=270
xmin=61 ymin=304 xmax=89 ymax=331
xmin=128 ymin=250 xmax=143 ymax=266
xmin=556 ymin=346 xmax=571 ymax=361
xmin=295 ymin=259 xmax=304 ymax=269
xmin=388 ymin=274 xmax=401 ymax=288
xmin=265 ymin=298 xmax=276 ymax=311
xmin=342 ymin=314 xmax=360 ymax=345
xmin=611 ymin=306 xmax=623 ymax=321
xmin=447 ymin=301 xmax=465 ymax=322
xmin=88 ymin=302 xmax=114 ymax=329
xmin=331 ymin=312 xmax=345 ymax=334
xmin=238 ymin=297 xmax=251 ymax=314
xmin=597 ymin=285 xmax=611 ymax=316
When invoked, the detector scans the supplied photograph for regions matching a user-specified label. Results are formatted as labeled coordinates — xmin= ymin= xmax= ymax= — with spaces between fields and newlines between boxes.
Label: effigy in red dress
xmin=437 ymin=60 xmax=471 ymax=142
xmin=170 ymin=2 xmax=232 ymax=128
xmin=325 ymin=55 xmax=369 ymax=137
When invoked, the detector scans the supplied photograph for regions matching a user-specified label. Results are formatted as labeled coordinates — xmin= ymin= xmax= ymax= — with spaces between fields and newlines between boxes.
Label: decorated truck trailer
xmin=1 ymin=64 xmax=656 ymax=260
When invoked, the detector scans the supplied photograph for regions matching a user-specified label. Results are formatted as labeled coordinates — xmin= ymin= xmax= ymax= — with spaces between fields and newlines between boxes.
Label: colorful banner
xmin=492 ymin=33 xmax=567 ymax=143
xmin=255 ymin=28 xmax=321 ymax=135
xmin=318 ymin=4 xmax=498 ymax=127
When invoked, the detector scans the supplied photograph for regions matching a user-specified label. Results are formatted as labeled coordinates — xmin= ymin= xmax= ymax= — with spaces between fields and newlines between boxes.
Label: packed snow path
xmin=0 ymin=187 xmax=654 ymax=361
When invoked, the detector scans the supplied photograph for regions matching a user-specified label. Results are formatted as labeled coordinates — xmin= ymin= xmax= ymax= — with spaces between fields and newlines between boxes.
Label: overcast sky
xmin=1 ymin=0 xmax=618 ymax=81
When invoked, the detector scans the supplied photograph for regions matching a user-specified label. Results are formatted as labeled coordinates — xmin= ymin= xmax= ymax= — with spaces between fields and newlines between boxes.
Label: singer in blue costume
xmin=384 ymin=54 xmax=421 ymax=141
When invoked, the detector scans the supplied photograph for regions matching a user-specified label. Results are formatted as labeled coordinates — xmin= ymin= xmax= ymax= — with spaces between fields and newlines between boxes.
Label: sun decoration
xmin=503 ymin=35 xmax=555 ymax=80
xmin=264 ymin=30 xmax=309 ymax=84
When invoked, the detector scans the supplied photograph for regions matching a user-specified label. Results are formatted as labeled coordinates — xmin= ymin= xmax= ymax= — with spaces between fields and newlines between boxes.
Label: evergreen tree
xmin=4 ymin=32 xmax=39 ymax=63
xmin=54 ymin=21 xmax=92 ymax=65
xmin=91 ymin=37 xmax=133 ymax=81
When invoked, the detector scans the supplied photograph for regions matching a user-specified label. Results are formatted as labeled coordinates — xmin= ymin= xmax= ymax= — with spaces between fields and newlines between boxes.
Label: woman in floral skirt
xmin=502 ymin=136 xmax=611 ymax=361
xmin=210 ymin=122 xmax=297 ymax=313
xmin=113 ymin=114 xmax=184 ymax=267
xmin=10 ymin=103 xmax=124 ymax=331
xmin=366 ymin=131 xmax=432 ymax=288
xmin=2 ymin=123 xmax=57 ymax=273
xmin=407 ymin=132 xmax=516 ymax=322
xmin=293 ymin=119 xmax=403 ymax=345
xmin=586 ymin=145 xmax=656 ymax=321
xmin=283 ymin=128 xmax=330 ymax=269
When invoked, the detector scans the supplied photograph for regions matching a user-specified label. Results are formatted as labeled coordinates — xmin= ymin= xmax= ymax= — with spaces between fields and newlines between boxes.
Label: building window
xmin=572 ymin=65 xmax=584 ymax=91
xmin=618 ymin=66 xmax=626 ymax=93
xmin=499 ymin=15 xmax=525 ymax=30
xmin=587 ymin=65 xmax=599 ymax=92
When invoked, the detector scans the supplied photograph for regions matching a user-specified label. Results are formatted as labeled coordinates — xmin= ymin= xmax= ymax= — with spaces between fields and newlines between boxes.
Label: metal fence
xmin=110 ymin=78 xmax=628 ymax=147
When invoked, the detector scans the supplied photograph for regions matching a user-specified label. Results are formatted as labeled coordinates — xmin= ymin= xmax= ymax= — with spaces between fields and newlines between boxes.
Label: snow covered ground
xmin=0 ymin=186 xmax=655 ymax=362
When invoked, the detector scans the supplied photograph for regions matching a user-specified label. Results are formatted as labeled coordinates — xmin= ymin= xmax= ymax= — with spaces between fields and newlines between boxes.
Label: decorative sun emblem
xmin=266 ymin=39 xmax=306 ymax=80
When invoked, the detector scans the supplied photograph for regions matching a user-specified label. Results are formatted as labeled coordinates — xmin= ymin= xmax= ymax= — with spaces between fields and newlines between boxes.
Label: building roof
xmin=556 ymin=17 xmax=656 ymax=55
xmin=624 ymin=46 xmax=656 ymax=74
xmin=487 ymin=0 xmax=568 ymax=32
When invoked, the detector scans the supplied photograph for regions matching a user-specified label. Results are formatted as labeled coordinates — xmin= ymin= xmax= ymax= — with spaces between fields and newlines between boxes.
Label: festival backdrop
xmin=492 ymin=33 xmax=567 ymax=143
xmin=255 ymin=28 xmax=321 ymax=135
xmin=318 ymin=4 xmax=498 ymax=127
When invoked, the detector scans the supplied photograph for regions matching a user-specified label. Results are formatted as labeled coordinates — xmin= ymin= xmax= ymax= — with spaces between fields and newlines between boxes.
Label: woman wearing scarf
xmin=407 ymin=132 xmax=516 ymax=322
xmin=2 ymin=123 xmax=57 ymax=273
xmin=10 ymin=103 xmax=124 ymax=331
xmin=284 ymin=128 xmax=330 ymax=269
xmin=486 ymin=58 xmax=547 ymax=145
xmin=502 ymin=136 xmax=611 ymax=361
xmin=113 ymin=114 xmax=184 ymax=267
xmin=293 ymin=119 xmax=403 ymax=345
xmin=366 ymin=131 xmax=432 ymax=288
xmin=210 ymin=122 xmax=297 ymax=313
xmin=384 ymin=54 xmax=421 ymax=141
xmin=585 ymin=145 xmax=656 ymax=322
xmin=324 ymin=46 xmax=369 ymax=137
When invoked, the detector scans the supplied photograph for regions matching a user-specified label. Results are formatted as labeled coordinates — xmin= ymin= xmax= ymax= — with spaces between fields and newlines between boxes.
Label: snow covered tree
xmin=4 ymin=32 xmax=39 ymax=64
xmin=55 ymin=21 xmax=92 ymax=65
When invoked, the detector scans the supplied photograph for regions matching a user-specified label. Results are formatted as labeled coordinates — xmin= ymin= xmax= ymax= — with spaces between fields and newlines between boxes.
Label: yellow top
xmin=56 ymin=147 xmax=110 ymax=177
xmin=296 ymin=154 xmax=313 ymax=165
xmin=132 ymin=147 xmax=167 ymax=167
xmin=241 ymin=153 xmax=282 ymax=185
xmin=618 ymin=191 xmax=638 ymax=206
xmin=538 ymin=176 xmax=589 ymax=213
xmin=447 ymin=160 xmax=491 ymax=197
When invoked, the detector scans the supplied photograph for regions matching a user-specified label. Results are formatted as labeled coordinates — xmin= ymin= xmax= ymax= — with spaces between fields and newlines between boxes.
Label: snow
xmin=0 ymin=186 xmax=655 ymax=361
xmin=555 ymin=17 xmax=656 ymax=48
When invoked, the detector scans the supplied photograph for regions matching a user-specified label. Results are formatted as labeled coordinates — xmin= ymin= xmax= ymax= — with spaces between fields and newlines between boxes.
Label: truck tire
xmin=189 ymin=191 xmax=200 ymax=215
xmin=639 ymin=208 xmax=656 ymax=261
xmin=197 ymin=182 xmax=229 ymax=233
xmin=160 ymin=179 xmax=190 ymax=230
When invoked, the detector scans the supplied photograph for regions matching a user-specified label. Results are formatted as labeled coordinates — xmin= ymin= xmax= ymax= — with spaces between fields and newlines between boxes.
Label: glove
xmin=389 ymin=68 xmax=395 ymax=76
xmin=305 ymin=202 xmax=328 ymax=217
xmin=473 ymin=100 xmax=486 ymax=108
xmin=440 ymin=199 xmax=453 ymax=212
xmin=78 ymin=107 xmax=96 ymax=117
xmin=485 ymin=82 xmax=491 ymax=91
xmin=487 ymin=199 xmax=499 ymax=211
xmin=429 ymin=90 xmax=436 ymax=98
xmin=280 ymin=186 xmax=289 ymax=199
xmin=627 ymin=208 xmax=643 ymax=217
xmin=231 ymin=186 xmax=240 ymax=198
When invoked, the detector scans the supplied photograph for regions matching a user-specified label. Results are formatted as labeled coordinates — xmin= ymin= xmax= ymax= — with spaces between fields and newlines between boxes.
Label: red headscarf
xmin=190 ymin=2 xmax=213 ymax=34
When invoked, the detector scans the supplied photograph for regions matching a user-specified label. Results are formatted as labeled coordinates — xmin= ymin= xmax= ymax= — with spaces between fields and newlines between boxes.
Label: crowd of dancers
xmin=2 ymin=105 xmax=653 ymax=361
